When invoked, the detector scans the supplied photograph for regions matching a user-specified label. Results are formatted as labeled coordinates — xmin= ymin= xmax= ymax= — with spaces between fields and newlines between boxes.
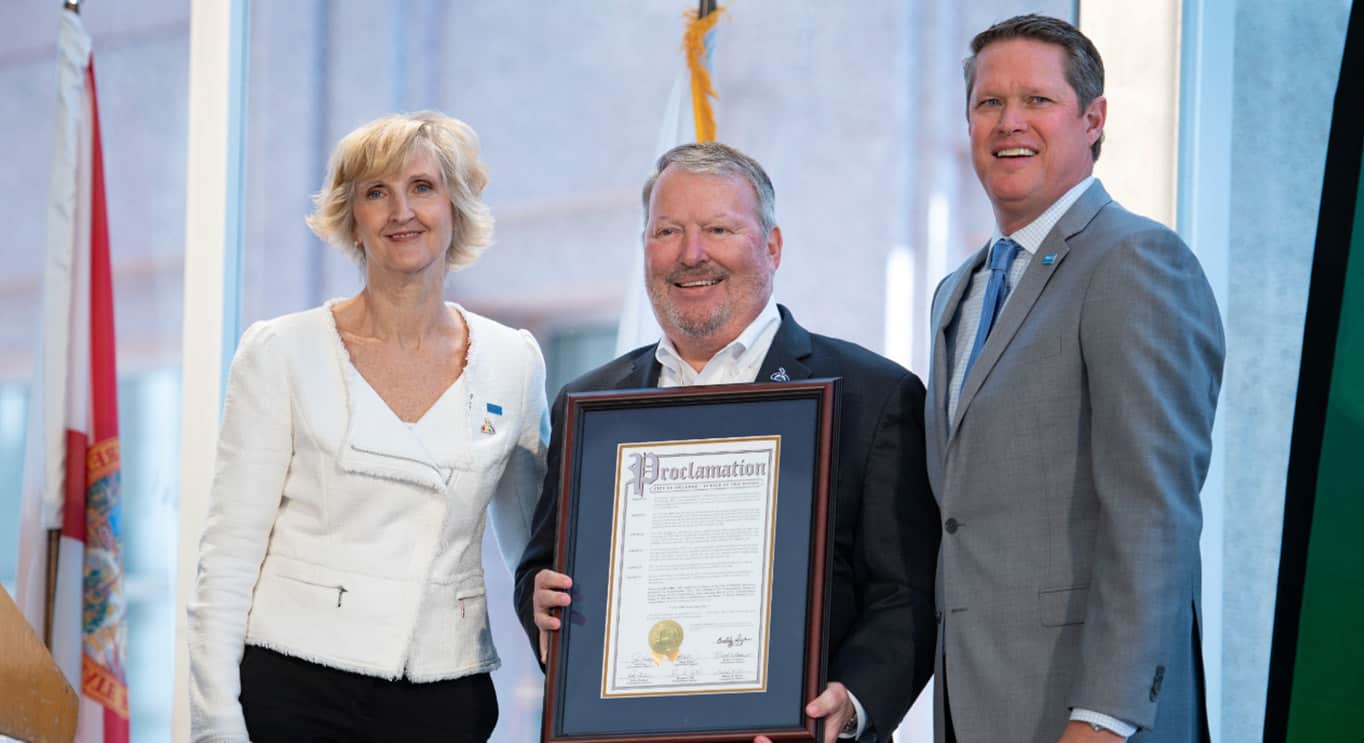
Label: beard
xmin=646 ymin=265 xmax=772 ymax=341
xmin=655 ymin=294 xmax=731 ymax=339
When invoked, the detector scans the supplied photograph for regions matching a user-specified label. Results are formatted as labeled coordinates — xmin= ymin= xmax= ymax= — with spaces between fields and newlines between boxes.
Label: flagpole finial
xmin=64 ymin=0 xmax=79 ymax=13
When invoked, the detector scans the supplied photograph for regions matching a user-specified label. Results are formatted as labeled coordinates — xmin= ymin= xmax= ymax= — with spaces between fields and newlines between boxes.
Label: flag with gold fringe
xmin=615 ymin=3 xmax=726 ymax=354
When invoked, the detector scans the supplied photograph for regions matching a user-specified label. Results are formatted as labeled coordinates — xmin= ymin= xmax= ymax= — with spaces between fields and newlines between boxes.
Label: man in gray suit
xmin=925 ymin=15 xmax=1223 ymax=743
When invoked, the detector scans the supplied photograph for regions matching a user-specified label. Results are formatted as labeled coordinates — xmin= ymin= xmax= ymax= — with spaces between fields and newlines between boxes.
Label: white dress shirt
xmin=655 ymin=299 xmax=781 ymax=387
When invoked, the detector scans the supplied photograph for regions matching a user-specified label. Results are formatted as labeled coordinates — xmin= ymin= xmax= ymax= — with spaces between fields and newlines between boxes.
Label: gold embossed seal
xmin=648 ymin=619 xmax=684 ymax=665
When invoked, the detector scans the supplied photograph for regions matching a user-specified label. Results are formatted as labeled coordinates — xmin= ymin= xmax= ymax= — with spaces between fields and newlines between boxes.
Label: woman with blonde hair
xmin=188 ymin=111 xmax=545 ymax=742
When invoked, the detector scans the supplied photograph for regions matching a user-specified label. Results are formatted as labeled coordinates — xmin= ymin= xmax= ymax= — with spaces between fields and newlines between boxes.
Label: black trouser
xmin=240 ymin=645 xmax=498 ymax=742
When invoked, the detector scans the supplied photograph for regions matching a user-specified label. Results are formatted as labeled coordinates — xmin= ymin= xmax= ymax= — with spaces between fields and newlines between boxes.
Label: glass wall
xmin=1212 ymin=0 xmax=1353 ymax=738
xmin=0 ymin=386 xmax=28 ymax=595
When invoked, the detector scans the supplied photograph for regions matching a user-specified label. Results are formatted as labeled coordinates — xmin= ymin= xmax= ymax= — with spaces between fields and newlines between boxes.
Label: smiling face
xmin=968 ymin=38 xmax=1106 ymax=234
xmin=644 ymin=166 xmax=781 ymax=356
xmin=350 ymin=143 xmax=454 ymax=279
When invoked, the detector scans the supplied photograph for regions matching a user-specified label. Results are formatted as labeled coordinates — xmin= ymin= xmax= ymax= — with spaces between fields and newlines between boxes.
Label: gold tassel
xmin=683 ymin=7 xmax=725 ymax=142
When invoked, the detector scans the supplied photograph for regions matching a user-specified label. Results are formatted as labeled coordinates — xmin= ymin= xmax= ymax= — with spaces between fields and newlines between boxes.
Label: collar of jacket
xmin=332 ymin=304 xmax=487 ymax=492
xmin=613 ymin=304 xmax=816 ymax=389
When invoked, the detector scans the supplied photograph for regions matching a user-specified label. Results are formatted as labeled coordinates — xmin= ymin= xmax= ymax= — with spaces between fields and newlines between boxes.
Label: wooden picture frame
xmin=541 ymin=380 xmax=838 ymax=743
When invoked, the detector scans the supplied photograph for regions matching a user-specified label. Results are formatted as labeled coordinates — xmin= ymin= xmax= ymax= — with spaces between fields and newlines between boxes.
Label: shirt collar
xmin=991 ymin=176 xmax=1096 ymax=256
xmin=655 ymin=298 xmax=780 ymax=382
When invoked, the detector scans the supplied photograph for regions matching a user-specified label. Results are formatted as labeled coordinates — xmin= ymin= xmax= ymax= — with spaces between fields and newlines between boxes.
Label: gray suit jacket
xmin=924 ymin=181 xmax=1223 ymax=743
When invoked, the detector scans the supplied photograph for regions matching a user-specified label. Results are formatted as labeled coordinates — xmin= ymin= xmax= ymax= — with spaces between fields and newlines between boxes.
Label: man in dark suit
xmin=925 ymin=15 xmax=1222 ymax=743
xmin=515 ymin=142 xmax=939 ymax=742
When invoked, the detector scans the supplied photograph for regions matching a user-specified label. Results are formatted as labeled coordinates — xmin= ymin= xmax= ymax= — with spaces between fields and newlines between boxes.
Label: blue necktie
xmin=962 ymin=237 xmax=1022 ymax=384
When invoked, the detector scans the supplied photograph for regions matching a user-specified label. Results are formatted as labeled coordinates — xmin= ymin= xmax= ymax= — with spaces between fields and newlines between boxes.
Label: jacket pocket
xmin=453 ymin=571 xmax=487 ymax=602
xmin=453 ymin=576 xmax=487 ymax=623
xmin=1039 ymin=585 xmax=1089 ymax=626
xmin=455 ymin=585 xmax=486 ymax=600
xmin=275 ymin=573 xmax=350 ymax=608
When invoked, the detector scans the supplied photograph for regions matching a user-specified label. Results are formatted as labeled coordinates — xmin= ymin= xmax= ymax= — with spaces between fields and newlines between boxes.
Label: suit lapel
xmin=618 ymin=305 xmax=811 ymax=391
xmin=757 ymin=306 xmax=814 ymax=382
xmin=948 ymin=182 xmax=1113 ymax=441
xmin=930 ymin=248 xmax=986 ymax=454
xmin=611 ymin=345 xmax=662 ymax=389
xmin=948 ymin=240 xmax=1070 ymax=437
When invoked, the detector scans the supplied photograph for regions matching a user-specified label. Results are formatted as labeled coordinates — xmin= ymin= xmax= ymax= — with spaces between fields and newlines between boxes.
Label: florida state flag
xmin=15 ymin=8 xmax=129 ymax=742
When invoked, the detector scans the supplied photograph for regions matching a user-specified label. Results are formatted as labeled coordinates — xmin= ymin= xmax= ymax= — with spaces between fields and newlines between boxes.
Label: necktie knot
xmin=990 ymin=238 xmax=1022 ymax=272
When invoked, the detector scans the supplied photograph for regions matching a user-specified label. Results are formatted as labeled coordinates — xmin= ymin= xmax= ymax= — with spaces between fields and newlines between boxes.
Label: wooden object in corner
xmin=0 ymin=584 xmax=78 ymax=743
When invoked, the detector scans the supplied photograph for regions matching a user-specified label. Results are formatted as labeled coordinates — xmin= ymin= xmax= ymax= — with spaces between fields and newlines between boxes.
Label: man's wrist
xmin=839 ymin=687 xmax=868 ymax=739
xmin=1068 ymin=708 xmax=1135 ymax=739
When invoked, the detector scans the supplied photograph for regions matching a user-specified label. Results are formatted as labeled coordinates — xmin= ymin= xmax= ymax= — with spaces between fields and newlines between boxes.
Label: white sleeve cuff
xmin=1070 ymin=708 xmax=1137 ymax=739
xmin=839 ymin=687 xmax=868 ymax=739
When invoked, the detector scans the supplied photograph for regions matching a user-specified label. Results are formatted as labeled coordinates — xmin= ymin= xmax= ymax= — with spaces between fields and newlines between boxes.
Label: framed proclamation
xmin=541 ymin=380 xmax=838 ymax=743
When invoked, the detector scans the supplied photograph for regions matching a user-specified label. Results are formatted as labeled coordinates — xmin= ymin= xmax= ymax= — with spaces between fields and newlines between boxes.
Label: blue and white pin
xmin=481 ymin=402 xmax=502 ymax=435
xmin=1041 ymin=253 xmax=1058 ymax=265
xmin=769 ymin=367 xmax=790 ymax=382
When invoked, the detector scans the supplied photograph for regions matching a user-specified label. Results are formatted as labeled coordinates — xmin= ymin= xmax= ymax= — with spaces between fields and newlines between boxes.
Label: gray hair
xmin=641 ymin=142 xmax=777 ymax=235
xmin=963 ymin=14 xmax=1106 ymax=161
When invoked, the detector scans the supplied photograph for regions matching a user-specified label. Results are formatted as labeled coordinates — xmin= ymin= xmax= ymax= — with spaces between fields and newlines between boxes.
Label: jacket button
xmin=944 ymin=517 xmax=959 ymax=534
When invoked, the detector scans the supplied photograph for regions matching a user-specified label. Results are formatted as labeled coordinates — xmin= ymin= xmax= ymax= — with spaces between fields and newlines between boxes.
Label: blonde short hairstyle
xmin=306 ymin=111 xmax=493 ymax=270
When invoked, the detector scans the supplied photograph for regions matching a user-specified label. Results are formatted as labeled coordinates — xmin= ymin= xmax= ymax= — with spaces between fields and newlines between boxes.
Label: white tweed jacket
xmin=187 ymin=301 xmax=548 ymax=743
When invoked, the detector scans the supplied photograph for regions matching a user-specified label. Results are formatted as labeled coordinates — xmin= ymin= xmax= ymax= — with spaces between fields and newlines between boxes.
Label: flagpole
xmin=43 ymin=531 xmax=59 ymax=647
xmin=45 ymin=0 xmax=79 ymax=653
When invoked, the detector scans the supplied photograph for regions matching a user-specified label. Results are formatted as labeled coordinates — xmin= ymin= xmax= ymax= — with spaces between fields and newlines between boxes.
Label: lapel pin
xmin=480 ymin=418 xmax=496 ymax=435
xmin=770 ymin=367 xmax=790 ymax=382
xmin=485 ymin=402 xmax=503 ymax=416
xmin=1041 ymin=253 xmax=1057 ymax=265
